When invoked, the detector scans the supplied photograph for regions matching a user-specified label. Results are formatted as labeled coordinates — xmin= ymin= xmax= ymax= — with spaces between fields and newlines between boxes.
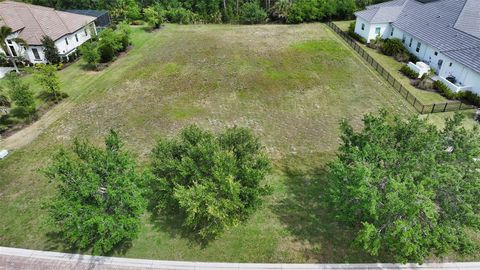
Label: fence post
xmin=405 ymin=91 xmax=409 ymax=99
xmin=421 ymin=105 xmax=425 ymax=114
xmin=443 ymin=103 xmax=448 ymax=112
xmin=413 ymin=98 xmax=416 ymax=107
xmin=431 ymin=103 xmax=436 ymax=113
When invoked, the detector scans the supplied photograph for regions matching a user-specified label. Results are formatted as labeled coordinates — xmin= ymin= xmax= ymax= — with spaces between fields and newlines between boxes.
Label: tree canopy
xmin=328 ymin=111 xmax=480 ymax=263
xmin=44 ymin=130 xmax=147 ymax=255
xmin=149 ymin=125 xmax=271 ymax=241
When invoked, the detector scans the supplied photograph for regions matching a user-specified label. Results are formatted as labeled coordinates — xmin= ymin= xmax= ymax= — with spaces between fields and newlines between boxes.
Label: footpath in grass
xmin=0 ymin=23 xmax=477 ymax=263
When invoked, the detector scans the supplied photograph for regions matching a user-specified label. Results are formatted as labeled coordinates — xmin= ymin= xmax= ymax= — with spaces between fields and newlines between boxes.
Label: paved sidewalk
xmin=1 ymin=247 xmax=480 ymax=270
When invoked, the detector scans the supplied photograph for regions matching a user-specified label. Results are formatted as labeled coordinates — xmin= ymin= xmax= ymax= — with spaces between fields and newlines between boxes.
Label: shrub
xmin=400 ymin=65 xmax=419 ymax=79
xmin=41 ymin=36 xmax=60 ymax=64
xmin=80 ymin=42 xmax=100 ymax=69
xmin=458 ymin=91 xmax=480 ymax=107
xmin=98 ymin=43 xmax=115 ymax=63
xmin=408 ymin=52 xmax=420 ymax=63
xmin=394 ymin=51 xmax=410 ymax=62
xmin=34 ymin=64 xmax=67 ymax=103
xmin=381 ymin=38 xmax=405 ymax=56
xmin=150 ymin=125 xmax=271 ymax=241
xmin=5 ymin=73 xmax=35 ymax=117
xmin=165 ymin=8 xmax=200 ymax=24
xmin=130 ymin=20 xmax=145 ymax=25
xmin=240 ymin=2 xmax=267 ymax=24
xmin=144 ymin=6 xmax=160 ymax=29
xmin=117 ymin=22 xmax=132 ymax=52
xmin=433 ymin=80 xmax=456 ymax=100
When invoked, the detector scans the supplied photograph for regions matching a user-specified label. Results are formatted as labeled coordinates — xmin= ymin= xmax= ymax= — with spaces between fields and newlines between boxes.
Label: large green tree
xmin=34 ymin=64 xmax=66 ymax=103
xmin=328 ymin=111 xmax=480 ymax=263
xmin=41 ymin=36 xmax=61 ymax=64
xmin=150 ymin=125 xmax=271 ymax=241
xmin=44 ymin=130 xmax=147 ymax=255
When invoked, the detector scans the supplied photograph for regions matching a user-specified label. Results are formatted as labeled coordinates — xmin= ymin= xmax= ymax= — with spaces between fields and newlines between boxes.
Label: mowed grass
xmin=0 ymin=24 xmax=477 ymax=263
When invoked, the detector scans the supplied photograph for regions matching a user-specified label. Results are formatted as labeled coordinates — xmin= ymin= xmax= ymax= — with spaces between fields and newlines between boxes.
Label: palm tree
xmin=0 ymin=26 xmax=28 ymax=73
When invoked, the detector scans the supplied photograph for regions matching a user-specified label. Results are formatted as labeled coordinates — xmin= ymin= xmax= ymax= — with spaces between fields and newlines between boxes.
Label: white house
xmin=0 ymin=1 xmax=97 ymax=64
xmin=354 ymin=0 xmax=480 ymax=95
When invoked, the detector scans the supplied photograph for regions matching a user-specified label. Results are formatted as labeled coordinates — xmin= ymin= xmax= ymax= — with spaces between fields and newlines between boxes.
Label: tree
xmin=98 ymin=29 xmax=122 ymax=62
xmin=0 ymin=26 xmax=28 ymax=73
xmin=5 ymin=73 xmax=35 ymax=118
xmin=34 ymin=64 xmax=66 ymax=103
xmin=271 ymin=0 xmax=292 ymax=22
xmin=44 ymin=130 xmax=147 ymax=255
xmin=240 ymin=1 xmax=267 ymax=24
xmin=41 ymin=36 xmax=61 ymax=64
xmin=144 ymin=6 xmax=161 ymax=29
xmin=328 ymin=111 xmax=480 ymax=263
xmin=150 ymin=125 xmax=271 ymax=241
xmin=80 ymin=41 xmax=100 ymax=69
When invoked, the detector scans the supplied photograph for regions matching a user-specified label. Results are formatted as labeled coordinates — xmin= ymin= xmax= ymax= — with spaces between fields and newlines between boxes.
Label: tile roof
xmin=356 ymin=0 xmax=480 ymax=73
xmin=0 ymin=1 xmax=95 ymax=45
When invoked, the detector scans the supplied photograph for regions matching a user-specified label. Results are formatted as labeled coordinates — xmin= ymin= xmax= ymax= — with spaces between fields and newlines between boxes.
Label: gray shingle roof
xmin=356 ymin=0 xmax=480 ymax=73
xmin=454 ymin=0 xmax=480 ymax=39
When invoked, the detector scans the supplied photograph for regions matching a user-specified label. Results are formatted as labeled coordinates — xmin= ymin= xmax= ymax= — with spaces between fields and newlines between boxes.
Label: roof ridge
xmin=25 ymin=3 xmax=48 ymax=40
xmin=441 ymin=45 xmax=480 ymax=53
xmin=55 ymin=10 xmax=73 ymax=33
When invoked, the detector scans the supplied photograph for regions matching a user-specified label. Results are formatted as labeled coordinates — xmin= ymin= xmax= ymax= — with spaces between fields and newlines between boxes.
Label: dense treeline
xmin=23 ymin=0 xmax=389 ymax=24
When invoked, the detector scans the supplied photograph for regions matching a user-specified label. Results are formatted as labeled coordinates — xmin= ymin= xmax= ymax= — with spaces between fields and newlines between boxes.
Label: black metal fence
xmin=326 ymin=22 xmax=476 ymax=114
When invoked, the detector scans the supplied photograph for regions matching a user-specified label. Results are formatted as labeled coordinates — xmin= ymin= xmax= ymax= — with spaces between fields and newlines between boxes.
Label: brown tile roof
xmin=0 ymin=1 xmax=95 ymax=45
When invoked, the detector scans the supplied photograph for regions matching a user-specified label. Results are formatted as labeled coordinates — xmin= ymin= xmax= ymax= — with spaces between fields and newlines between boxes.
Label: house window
xmin=65 ymin=38 xmax=69 ymax=45
xmin=434 ymin=51 xmax=438 ymax=56
xmin=6 ymin=39 xmax=12 ymax=44
xmin=402 ymin=34 xmax=406 ymax=44
xmin=32 ymin=48 xmax=41 ymax=60
xmin=84 ymin=28 xmax=88 ymax=36
xmin=375 ymin=27 xmax=381 ymax=35
xmin=361 ymin=23 xmax=365 ymax=30
xmin=390 ymin=28 xmax=394 ymax=36
xmin=449 ymin=62 xmax=453 ymax=67
xmin=75 ymin=34 xmax=78 ymax=42
xmin=8 ymin=46 xmax=17 ymax=57
xmin=409 ymin=38 xmax=413 ymax=47
xmin=416 ymin=42 xmax=421 ymax=52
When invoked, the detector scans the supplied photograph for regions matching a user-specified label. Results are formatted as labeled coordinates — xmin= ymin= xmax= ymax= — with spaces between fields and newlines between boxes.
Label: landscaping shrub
xmin=130 ymin=19 xmax=145 ymax=25
xmin=240 ymin=2 xmax=267 ymax=24
xmin=80 ymin=41 xmax=100 ymax=69
xmin=150 ymin=125 xmax=271 ymax=242
xmin=270 ymin=0 xmax=293 ymax=23
xmin=433 ymin=80 xmax=456 ymax=99
xmin=400 ymin=65 xmax=419 ymax=79
xmin=456 ymin=90 xmax=480 ymax=107
xmin=34 ymin=64 xmax=68 ymax=103
xmin=408 ymin=52 xmax=420 ymax=63
xmin=394 ymin=51 xmax=410 ymax=62
xmin=381 ymin=38 xmax=405 ymax=56
xmin=5 ymin=73 xmax=36 ymax=117
xmin=117 ymin=23 xmax=132 ymax=51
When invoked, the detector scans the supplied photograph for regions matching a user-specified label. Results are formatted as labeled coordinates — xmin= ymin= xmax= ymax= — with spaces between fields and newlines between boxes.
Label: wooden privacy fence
xmin=326 ymin=22 xmax=476 ymax=114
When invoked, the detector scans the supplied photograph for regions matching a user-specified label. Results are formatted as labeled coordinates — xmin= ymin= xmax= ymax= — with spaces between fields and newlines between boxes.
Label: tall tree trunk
xmin=10 ymin=58 xmax=19 ymax=74
xmin=236 ymin=0 xmax=239 ymax=16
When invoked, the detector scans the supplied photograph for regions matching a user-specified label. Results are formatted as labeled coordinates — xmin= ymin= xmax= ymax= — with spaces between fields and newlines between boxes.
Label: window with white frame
xmin=375 ymin=27 xmax=381 ymax=35
xmin=416 ymin=42 xmax=421 ymax=53
xmin=32 ymin=48 xmax=41 ymax=60
xmin=361 ymin=23 xmax=365 ymax=30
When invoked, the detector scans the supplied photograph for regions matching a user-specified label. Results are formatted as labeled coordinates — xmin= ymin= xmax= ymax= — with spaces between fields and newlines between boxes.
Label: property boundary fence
xmin=326 ymin=22 xmax=476 ymax=114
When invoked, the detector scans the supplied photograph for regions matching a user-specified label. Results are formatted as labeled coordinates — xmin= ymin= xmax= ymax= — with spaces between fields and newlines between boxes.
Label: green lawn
xmin=0 ymin=23 xmax=477 ymax=263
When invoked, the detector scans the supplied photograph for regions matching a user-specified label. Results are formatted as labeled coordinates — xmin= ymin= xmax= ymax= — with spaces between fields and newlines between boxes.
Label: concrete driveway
xmin=0 ymin=67 xmax=15 ymax=79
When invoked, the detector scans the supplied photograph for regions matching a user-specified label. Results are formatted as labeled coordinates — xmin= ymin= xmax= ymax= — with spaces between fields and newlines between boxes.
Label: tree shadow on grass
xmin=273 ymin=155 xmax=392 ymax=263
xmin=45 ymin=231 xmax=133 ymax=256
xmin=147 ymin=204 xmax=213 ymax=248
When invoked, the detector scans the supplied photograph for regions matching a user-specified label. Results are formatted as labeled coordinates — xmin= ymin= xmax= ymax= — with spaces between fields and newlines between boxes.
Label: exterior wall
xmin=354 ymin=18 xmax=391 ymax=42
xmin=2 ymin=22 xmax=95 ymax=64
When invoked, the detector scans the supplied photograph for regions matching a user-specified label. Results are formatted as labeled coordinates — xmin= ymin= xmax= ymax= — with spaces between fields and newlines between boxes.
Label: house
xmin=0 ymin=1 xmax=97 ymax=64
xmin=66 ymin=10 xmax=111 ymax=30
xmin=354 ymin=0 xmax=480 ymax=94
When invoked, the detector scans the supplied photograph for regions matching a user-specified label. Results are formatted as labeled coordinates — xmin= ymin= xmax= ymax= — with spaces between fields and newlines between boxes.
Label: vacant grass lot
xmin=0 ymin=24 xmax=476 ymax=263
